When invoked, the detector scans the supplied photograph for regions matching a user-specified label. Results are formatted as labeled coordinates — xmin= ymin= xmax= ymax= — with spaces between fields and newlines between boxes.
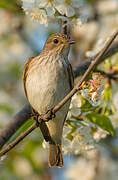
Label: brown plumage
xmin=22 ymin=33 xmax=74 ymax=167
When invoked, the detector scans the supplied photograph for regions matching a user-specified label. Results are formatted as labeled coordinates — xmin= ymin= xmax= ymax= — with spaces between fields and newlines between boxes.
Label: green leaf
xmin=8 ymin=118 xmax=35 ymax=144
xmin=80 ymin=97 xmax=97 ymax=112
xmin=85 ymin=113 xmax=116 ymax=136
xmin=0 ymin=0 xmax=23 ymax=14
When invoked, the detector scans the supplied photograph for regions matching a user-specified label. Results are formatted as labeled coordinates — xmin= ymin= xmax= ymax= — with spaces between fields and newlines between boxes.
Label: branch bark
xmin=74 ymin=40 xmax=118 ymax=77
xmin=0 ymin=104 xmax=32 ymax=148
xmin=0 ymin=29 xmax=118 ymax=157
xmin=0 ymin=123 xmax=37 ymax=156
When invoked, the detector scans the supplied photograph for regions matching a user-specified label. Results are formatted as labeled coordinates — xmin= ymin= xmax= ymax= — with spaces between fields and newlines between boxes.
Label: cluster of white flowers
xmin=21 ymin=0 xmax=85 ymax=26
xmin=0 ymin=155 xmax=7 ymax=163
xmin=80 ymin=73 xmax=104 ymax=106
xmin=109 ymin=91 xmax=118 ymax=128
xmin=69 ymin=93 xmax=81 ymax=116
xmin=62 ymin=122 xmax=108 ymax=155
xmin=60 ymin=88 xmax=108 ymax=155
xmin=62 ymin=125 xmax=95 ymax=155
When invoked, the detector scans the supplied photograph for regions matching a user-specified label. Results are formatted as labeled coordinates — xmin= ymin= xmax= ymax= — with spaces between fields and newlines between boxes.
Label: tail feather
xmin=48 ymin=144 xmax=63 ymax=168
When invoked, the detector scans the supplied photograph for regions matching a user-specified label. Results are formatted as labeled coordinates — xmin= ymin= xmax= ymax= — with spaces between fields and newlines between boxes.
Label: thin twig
xmin=61 ymin=18 xmax=68 ymax=35
xmin=0 ymin=29 xmax=118 ymax=157
xmin=0 ymin=123 xmax=37 ymax=157
xmin=74 ymin=40 xmax=118 ymax=77
xmin=0 ymin=104 xmax=32 ymax=148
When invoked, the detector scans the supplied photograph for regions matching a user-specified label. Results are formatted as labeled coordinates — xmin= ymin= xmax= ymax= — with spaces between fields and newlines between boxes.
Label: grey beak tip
xmin=70 ymin=40 xmax=75 ymax=45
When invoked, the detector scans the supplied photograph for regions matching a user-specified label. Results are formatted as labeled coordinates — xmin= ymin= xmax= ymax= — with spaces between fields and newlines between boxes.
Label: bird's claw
xmin=38 ymin=109 xmax=55 ymax=122
xmin=33 ymin=109 xmax=55 ymax=125
xmin=46 ymin=109 xmax=56 ymax=120
xmin=32 ymin=113 xmax=41 ymax=126
xmin=36 ymin=118 xmax=40 ymax=126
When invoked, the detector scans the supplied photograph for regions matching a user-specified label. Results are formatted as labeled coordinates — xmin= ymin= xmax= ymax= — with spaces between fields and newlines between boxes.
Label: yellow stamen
xmin=48 ymin=0 xmax=53 ymax=2
xmin=65 ymin=0 xmax=71 ymax=5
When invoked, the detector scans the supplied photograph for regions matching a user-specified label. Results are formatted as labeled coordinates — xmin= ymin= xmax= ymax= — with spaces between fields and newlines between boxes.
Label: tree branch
xmin=0 ymin=104 xmax=32 ymax=148
xmin=61 ymin=20 xmax=68 ymax=35
xmin=0 ymin=123 xmax=37 ymax=156
xmin=0 ymin=29 xmax=118 ymax=157
xmin=74 ymin=40 xmax=118 ymax=77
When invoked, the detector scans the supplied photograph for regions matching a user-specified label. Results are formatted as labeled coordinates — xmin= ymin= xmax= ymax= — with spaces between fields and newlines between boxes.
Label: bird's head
xmin=43 ymin=33 xmax=75 ymax=56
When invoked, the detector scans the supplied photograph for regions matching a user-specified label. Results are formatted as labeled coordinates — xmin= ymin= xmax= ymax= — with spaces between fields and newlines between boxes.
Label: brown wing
xmin=22 ymin=57 xmax=34 ymax=98
xmin=67 ymin=62 xmax=74 ymax=90
xmin=63 ymin=62 xmax=74 ymax=125
xmin=22 ymin=57 xmax=53 ymax=143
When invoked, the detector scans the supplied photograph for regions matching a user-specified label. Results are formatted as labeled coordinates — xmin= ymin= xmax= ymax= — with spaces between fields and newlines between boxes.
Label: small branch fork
xmin=0 ymin=29 xmax=118 ymax=158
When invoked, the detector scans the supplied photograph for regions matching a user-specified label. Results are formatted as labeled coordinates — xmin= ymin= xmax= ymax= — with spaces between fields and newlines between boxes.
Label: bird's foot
xmin=38 ymin=109 xmax=56 ymax=123
xmin=36 ymin=118 xmax=40 ymax=127
xmin=32 ymin=112 xmax=41 ymax=126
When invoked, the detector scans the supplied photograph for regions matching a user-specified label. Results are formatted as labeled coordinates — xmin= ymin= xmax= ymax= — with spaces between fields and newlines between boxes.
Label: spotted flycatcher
xmin=22 ymin=33 xmax=74 ymax=167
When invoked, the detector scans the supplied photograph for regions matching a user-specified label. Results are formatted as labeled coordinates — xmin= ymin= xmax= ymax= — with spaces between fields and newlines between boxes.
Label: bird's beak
xmin=69 ymin=40 xmax=75 ymax=45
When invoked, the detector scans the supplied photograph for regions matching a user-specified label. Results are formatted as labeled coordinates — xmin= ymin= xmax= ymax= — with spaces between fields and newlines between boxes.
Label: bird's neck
xmin=35 ymin=47 xmax=70 ymax=65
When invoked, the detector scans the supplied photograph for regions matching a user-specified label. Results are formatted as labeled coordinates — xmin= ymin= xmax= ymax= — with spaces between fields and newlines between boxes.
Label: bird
xmin=22 ymin=33 xmax=74 ymax=167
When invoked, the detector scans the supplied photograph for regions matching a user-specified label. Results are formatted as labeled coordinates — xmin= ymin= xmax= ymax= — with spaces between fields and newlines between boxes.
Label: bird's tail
xmin=48 ymin=143 xmax=63 ymax=168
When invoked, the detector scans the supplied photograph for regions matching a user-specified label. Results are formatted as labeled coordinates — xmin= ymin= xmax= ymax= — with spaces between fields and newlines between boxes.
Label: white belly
xmin=26 ymin=59 xmax=70 ymax=114
xmin=26 ymin=58 xmax=71 ymax=143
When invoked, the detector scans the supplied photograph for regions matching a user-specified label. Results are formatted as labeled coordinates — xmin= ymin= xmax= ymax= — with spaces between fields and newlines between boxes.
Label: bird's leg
xmin=32 ymin=109 xmax=55 ymax=125
xmin=31 ymin=111 xmax=41 ymax=126
xmin=38 ymin=109 xmax=56 ymax=123
xmin=32 ymin=112 xmax=41 ymax=126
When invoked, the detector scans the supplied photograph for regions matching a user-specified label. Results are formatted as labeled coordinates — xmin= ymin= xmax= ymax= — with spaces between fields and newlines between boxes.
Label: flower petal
xmin=65 ymin=5 xmax=75 ymax=17
xmin=46 ymin=6 xmax=55 ymax=16
xmin=71 ymin=0 xmax=84 ymax=8
xmin=55 ymin=4 xmax=75 ymax=17
xmin=38 ymin=0 xmax=48 ymax=8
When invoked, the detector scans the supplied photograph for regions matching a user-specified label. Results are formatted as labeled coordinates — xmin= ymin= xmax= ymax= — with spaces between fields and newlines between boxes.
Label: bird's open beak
xmin=69 ymin=40 xmax=75 ymax=45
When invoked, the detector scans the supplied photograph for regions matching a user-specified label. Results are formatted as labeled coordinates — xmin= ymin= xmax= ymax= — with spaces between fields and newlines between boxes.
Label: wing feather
xmin=63 ymin=62 xmax=74 ymax=125
xmin=22 ymin=56 xmax=53 ymax=143
xmin=22 ymin=57 xmax=34 ymax=98
xmin=67 ymin=62 xmax=74 ymax=90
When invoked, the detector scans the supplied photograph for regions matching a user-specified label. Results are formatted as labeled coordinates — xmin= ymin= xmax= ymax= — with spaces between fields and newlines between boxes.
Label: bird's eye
xmin=53 ymin=39 xmax=59 ymax=44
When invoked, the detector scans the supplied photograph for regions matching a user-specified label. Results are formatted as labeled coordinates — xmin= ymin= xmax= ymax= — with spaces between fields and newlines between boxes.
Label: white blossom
xmin=93 ymin=128 xmax=108 ymax=142
xmin=62 ymin=125 xmax=95 ymax=155
xmin=69 ymin=93 xmax=81 ymax=116
xmin=80 ymin=73 xmax=104 ymax=106
xmin=55 ymin=0 xmax=84 ymax=17
xmin=22 ymin=0 xmax=85 ymax=26
xmin=22 ymin=0 xmax=49 ymax=25
xmin=30 ymin=9 xmax=48 ymax=26
xmin=80 ymin=89 xmax=101 ymax=106
xmin=0 ymin=155 xmax=7 ymax=162
xmin=22 ymin=0 xmax=35 ymax=11
xmin=38 ymin=0 xmax=55 ymax=16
